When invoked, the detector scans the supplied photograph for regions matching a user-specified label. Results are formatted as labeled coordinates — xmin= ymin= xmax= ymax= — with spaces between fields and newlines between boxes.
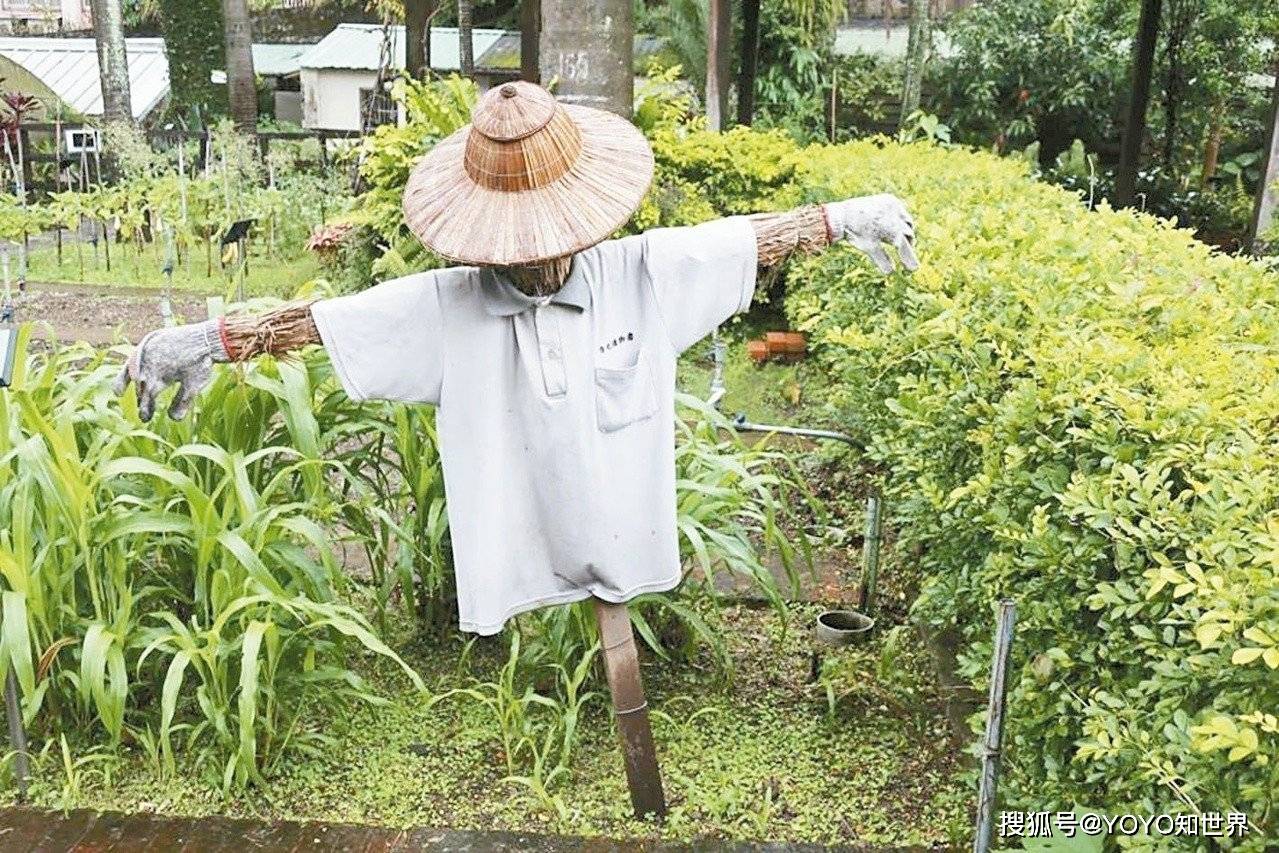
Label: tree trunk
xmin=520 ymin=0 xmax=540 ymax=83
xmin=405 ymin=0 xmax=433 ymax=79
xmin=1200 ymin=98 xmax=1225 ymax=188
xmin=705 ymin=0 xmax=731 ymax=130
xmin=221 ymin=0 xmax=257 ymax=132
xmin=898 ymin=0 xmax=930 ymax=128
xmin=458 ymin=0 xmax=475 ymax=76
xmin=737 ymin=0 xmax=760 ymax=126
xmin=88 ymin=0 xmax=132 ymax=124
xmin=1114 ymin=0 xmax=1162 ymax=208
xmin=539 ymin=0 xmax=633 ymax=118
xmin=1248 ymin=72 xmax=1279 ymax=254
xmin=1159 ymin=0 xmax=1197 ymax=169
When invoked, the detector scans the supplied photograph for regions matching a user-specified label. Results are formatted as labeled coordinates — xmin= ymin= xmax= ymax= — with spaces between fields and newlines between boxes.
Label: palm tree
xmin=898 ymin=0 xmax=930 ymax=127
xmin=88 ymin=0 xmax=132 ymax=124
xmin=222 ymin=0 xmax=257 ymax=132
xmin=458 ymin=0 xmax=475 ymax=76
xmin=520 ymin=0 xmax=540 ymax=82
xmin=1249 ymin=74 xmax=1278 ymax=253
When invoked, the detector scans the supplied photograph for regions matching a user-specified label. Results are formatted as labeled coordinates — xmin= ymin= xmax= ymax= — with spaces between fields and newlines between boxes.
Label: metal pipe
xmin=974 ymin=599 xmax=1017 ymax=853
xmin=730 ymin=414 xmax=863 ymax=450
xmin=4 ymin=668 xmax=29 ymax=799
xmin=860 ymin=492 xmax=882 ymax=614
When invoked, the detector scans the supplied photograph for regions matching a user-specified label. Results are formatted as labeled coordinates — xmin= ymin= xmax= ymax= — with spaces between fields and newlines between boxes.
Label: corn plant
xmin=0 ymin=328 xmax=423 ymax=791
xmin=430 ymin=631 xmax=599 ymax=817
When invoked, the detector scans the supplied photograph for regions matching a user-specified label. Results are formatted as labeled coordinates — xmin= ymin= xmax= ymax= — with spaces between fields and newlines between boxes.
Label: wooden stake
xmin=592 ymin=599 xmax=666 ymax=820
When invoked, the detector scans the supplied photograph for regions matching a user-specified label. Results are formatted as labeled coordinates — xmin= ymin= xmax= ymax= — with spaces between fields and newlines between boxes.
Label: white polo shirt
xmin=311 ymin=216 xmax=757 ymax=634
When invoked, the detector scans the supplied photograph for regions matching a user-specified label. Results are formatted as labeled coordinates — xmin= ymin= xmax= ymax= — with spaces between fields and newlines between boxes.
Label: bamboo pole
xmin=592 ymin=599 xmax=666 ymax=820
xmin=973 ymin=599 xmax=1017 ymax=853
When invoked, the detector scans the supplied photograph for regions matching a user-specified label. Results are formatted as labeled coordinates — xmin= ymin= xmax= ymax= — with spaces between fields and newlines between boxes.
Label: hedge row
xmin=781 ymin=139 xmax=1278 ymax=847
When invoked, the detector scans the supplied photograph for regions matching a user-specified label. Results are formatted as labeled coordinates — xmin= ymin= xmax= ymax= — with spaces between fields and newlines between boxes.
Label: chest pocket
xmin=595 ymin=350 xmax=657 ymax=433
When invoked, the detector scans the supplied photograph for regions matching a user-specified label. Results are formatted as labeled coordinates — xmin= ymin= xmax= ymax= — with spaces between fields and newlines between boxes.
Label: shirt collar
xmin=479 ymin=260 xmax=591 ymax=316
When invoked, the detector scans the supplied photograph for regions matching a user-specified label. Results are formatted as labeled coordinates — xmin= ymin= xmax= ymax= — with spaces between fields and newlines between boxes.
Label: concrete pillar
xmin=538 ymin=0 xmax=633 ymax=117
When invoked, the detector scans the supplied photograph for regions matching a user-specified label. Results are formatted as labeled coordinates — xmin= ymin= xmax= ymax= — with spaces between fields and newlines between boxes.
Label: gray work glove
xmin=113 ymin=319 xmax=230 ymax=421
xmin=825 ymin=194 xmax=920 ymax=274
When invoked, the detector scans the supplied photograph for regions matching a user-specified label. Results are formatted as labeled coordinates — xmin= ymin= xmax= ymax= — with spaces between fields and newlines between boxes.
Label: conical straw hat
xmin=402 ymin=81 xmax=655 ymax=267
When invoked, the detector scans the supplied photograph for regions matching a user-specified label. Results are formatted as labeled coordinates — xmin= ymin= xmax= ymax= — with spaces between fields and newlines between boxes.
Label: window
xmin=359 ymin=86 xmax=397 ymax=129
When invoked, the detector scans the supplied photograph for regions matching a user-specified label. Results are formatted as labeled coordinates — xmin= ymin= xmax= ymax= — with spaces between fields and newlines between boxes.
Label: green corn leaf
xmin=0 ymin=590 xmax=35 ymax=700
xmin=236 ymin=619 xmax=268 ymax=786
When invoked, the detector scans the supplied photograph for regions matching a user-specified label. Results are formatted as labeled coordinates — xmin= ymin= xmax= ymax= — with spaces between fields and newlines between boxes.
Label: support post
xmin=859 ymin=491 xmax=882 ymax=616
xmin=592 ymin=599 xmax=666 ymax=820
xmin=539 ymin=0 xmax=633 ymax=118
xmin=4 ymin=669 xmax=29 ymax=799
xmin=973 ymin=598 xmax=1016 ymax=853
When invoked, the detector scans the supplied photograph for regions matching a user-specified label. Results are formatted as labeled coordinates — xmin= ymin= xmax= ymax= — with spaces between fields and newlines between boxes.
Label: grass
xmin=676 ymin=308 xmax=839 ymax=431
xmin=9 ymin=604 xmax=971 ymax=847
xmin=20 ymin=240 xmax=322 ymax=298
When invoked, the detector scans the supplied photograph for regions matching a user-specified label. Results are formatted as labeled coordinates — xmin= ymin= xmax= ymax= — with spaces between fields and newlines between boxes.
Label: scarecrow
xmin=115 ymin=81 xmax=917 ymax=814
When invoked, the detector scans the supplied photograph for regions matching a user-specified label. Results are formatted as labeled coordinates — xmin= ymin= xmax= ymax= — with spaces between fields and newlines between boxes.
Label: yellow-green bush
xmin=787 ymin=139 xmax=1279 ymax=844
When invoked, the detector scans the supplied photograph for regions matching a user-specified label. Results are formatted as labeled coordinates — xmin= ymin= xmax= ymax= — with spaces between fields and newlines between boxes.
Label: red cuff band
xmin=820 ymin=204 xmax=835 ymax=242
xmin=218 ymin=316 xmax=236 ymax=361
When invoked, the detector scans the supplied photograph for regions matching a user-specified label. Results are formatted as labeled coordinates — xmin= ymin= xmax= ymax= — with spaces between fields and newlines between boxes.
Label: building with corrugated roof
xmin=0 ymin=36 xmax=168 ymax=121
xmin=0 ymin=0 xmax=90 ymax=36
xmin=298 ymin=24 xmax=518 ymax=131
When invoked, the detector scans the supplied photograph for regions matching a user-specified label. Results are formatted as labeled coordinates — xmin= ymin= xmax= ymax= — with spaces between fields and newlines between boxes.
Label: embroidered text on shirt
xmin=598 ymin=332 xmax=635 ymax=354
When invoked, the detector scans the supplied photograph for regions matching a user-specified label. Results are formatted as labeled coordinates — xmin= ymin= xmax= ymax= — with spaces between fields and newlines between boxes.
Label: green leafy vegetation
xmin=1 ymin=121 xmax=344 ymax=295
xmin=3 ymin=61 xmax=1273 ymax=845
xmin=0 ymin=305 xmax=818 ymax=802
xmin=785 ymin=136 xmax=1279 ymax=842
xmin=21 ymin=244 xmax=321 ymax=297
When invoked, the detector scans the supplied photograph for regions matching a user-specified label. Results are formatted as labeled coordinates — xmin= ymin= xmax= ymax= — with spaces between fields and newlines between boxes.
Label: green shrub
xmin=786 ymin=139 xmax=1279 ymax=843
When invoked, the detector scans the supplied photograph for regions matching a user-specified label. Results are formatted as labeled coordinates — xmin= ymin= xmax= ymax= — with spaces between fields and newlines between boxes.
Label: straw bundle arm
xmin=213 ymin=205 xmax=833 ymax=362
xmin=748 ymin=204 xmax=831 ymax=267
xmin=221 ymin=301 xmax=322 ymax=359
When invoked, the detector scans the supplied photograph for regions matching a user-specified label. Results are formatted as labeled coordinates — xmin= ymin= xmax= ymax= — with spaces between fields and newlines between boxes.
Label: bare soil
xmin=10 ymin=281 xmax=209 ymax=347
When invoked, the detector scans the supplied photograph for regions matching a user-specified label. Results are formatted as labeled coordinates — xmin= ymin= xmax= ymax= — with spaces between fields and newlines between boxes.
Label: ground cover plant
xmin=8 ymin=604 xmax=971 ymax=847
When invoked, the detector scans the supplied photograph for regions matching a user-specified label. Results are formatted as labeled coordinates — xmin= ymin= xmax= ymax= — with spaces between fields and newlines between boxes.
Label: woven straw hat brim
xmin=402 ymin=105 xmax=655 ymax=267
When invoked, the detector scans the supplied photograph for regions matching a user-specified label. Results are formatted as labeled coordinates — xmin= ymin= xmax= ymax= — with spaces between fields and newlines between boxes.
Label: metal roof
xmin=300 ymin=24 xmax=509 ymax=72
xmin=0 ymin=36 xmax=169 ymax=120
xmin=252 ymin=43 xmax=308 ymax=78
xmin=834 ymin=25 xmax=955 ymax=59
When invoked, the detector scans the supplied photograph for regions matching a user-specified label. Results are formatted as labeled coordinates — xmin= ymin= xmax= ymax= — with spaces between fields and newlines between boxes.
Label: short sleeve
xmin=642 ymin=216 xmax=758 ymax=353
xmin=310 ymin=271 xmax=444 ymax=405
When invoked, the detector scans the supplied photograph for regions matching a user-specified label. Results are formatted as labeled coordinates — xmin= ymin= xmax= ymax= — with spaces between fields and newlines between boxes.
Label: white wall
xmin=302 ymin=67 xmax=377 ymax=131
